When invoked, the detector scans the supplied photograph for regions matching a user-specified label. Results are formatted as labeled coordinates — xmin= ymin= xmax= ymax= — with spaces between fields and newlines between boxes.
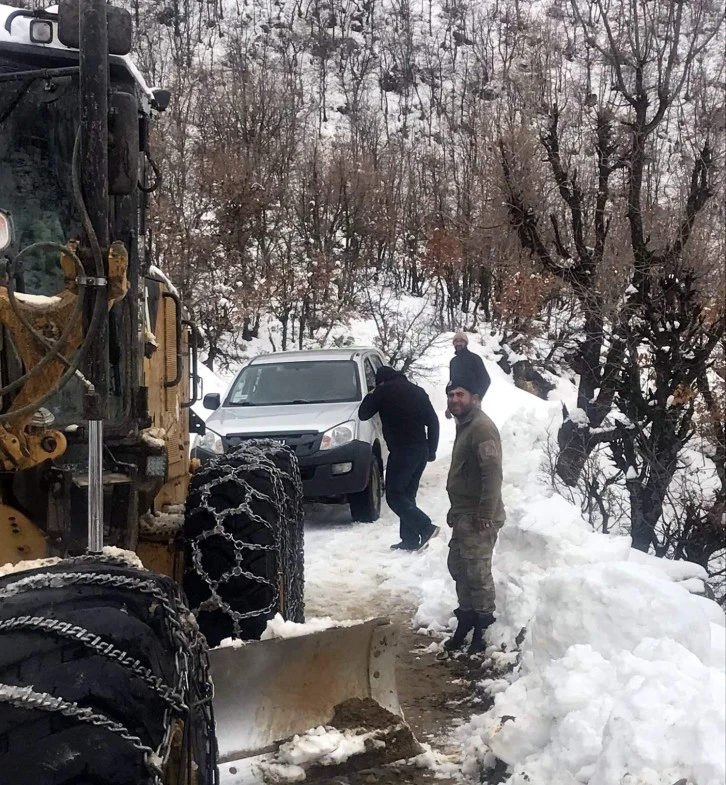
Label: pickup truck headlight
xmin=320 ymin=421 xmax=356 ymax=451
xmin=194 ymin=430 xmax=224 ymax=455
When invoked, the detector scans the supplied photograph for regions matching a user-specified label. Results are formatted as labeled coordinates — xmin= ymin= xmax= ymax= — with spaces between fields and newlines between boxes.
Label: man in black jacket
xmin=359 ymin=366 xmax=440 ymax=551
xmin=445 ymin=333 xmax=491 ymax=419
xmin=451 ymin=333 xmax=490 ymax=397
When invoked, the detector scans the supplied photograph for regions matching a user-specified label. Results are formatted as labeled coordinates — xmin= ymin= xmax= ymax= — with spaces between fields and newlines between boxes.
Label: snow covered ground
xmin=205 ymin=326 xmax=725 ymax=785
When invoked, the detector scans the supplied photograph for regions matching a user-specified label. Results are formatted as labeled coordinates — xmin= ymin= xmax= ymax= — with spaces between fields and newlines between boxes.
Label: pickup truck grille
xmin=223 ymin=432 xmax=322 ymax=459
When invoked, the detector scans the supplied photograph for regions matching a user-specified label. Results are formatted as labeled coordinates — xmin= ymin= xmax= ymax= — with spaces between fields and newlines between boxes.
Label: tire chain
xmin=185 ymin=439 xmax=304 ymax=638
xmin=0 ymin=684 xmax=159 ymax=767
xmin=0 ymin=616 xmax=187 ymax=712
xmin=0 ymin=556 xmax=218 ymax=785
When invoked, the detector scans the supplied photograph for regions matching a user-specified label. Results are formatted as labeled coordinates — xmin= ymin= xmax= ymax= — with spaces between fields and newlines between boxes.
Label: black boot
xmin=444 ymin=609 xmax=476 ymax=652
xmin=468 ymin=611 xmax=495 ymax=655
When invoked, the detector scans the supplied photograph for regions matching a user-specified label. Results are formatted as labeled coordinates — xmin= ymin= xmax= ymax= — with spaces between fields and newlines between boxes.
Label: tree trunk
xmin=556 ymin=419 xmax=590 ymax=487
xmin=280 ymin=309 xmax=290 ymax=351
xmin=241 ymin=316 xmax=260 ymax=342
xmin=554 ymin=309 xmax=607 ymax=485
xmin=629 ymin=439 xmax=680 ymax=552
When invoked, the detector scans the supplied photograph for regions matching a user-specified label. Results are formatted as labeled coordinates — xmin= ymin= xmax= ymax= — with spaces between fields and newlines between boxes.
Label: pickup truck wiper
xmin=230 ymin=398 xmax=332 ymax=406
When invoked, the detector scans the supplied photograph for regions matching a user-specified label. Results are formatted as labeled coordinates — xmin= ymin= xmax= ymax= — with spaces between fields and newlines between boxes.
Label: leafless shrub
xmin=364 ymin=286 xmax=445 ymax=382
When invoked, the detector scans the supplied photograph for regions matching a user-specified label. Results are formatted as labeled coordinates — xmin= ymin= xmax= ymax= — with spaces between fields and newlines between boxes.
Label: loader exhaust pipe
xmin=78 ymin=0 xmax=110 ymax=553
xmin=79 ymin=0 xmax=109 ymax=252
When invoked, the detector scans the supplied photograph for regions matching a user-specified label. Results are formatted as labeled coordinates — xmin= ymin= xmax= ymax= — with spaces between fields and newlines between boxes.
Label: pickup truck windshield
xmin=228 ymin=360 xmax=362 ymax=406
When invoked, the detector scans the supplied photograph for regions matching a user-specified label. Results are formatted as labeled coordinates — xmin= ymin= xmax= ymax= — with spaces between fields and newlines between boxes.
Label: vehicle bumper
xmin=191 ymin=439 xmax=373 ymax=498
xmin=298 ymin=440 xmax=372 ymax=498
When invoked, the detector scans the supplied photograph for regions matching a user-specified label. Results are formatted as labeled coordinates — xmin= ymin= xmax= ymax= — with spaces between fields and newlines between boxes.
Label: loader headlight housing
xmin=0 ymin=211 xmax=13 ymax=253
xmin=320 ymin=421 xmax=356 ymax=451
xmin=195 ymin=430 xmax=224 ymax=455
xmin=29 ymin=19 xmax=54 ymax=44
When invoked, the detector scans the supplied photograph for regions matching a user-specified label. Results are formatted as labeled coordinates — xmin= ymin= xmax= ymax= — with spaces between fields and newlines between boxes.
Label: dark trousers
xmin=385 ymin=446 xmax=432 ymax=545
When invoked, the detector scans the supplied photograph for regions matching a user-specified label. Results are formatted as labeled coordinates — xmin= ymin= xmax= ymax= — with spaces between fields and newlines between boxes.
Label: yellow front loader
xmin=0 ymin=3 xmax=398 ymax=782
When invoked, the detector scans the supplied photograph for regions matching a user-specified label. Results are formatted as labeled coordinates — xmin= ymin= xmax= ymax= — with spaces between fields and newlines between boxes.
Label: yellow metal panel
xmin=155 ymin=476 xmax=188 ymax=509
xmin=164 ymin=294 xmax=179 ymax=411
xmin=136 ymin=539 xmax=183 ymax=582
xmin=141 ymin=277 xmax=193 ymax=535
xmin=0 ymin=504 xmax=48 ymax=566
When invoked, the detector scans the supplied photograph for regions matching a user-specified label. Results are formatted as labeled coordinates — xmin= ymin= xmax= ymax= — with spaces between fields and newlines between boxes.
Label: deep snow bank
xmin=456 ymin=403 xmax=726 ymax=785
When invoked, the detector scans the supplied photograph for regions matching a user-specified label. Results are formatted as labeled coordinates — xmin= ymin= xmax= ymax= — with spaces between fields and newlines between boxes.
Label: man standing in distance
xmin=445 ymin=333 xmax=491 ymax=419
xmin=359 ymin=366 xmax=440 ymax=551
xmin=444 ymin=377 xmax=505 ymax=654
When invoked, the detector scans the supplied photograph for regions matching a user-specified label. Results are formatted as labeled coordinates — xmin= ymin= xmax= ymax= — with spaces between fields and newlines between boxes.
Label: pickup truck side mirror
xmin=203 ymin=393 xmax=221 ymax=411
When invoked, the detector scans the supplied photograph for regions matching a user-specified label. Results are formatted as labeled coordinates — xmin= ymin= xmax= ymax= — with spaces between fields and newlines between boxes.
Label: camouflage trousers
xmin=447 ymin=512 xmax=503 ymax=613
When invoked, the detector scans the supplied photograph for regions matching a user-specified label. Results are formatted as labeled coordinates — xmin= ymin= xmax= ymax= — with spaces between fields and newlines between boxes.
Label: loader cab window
xmin=0 ymin=53 xmax=139 ymax=426
xmin=0 ymin=55 xmax=80 ymax=295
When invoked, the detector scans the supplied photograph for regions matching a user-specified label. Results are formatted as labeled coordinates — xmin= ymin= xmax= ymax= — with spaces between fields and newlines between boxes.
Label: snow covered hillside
xmin=201 ymin=328 xmax=725 ymax=785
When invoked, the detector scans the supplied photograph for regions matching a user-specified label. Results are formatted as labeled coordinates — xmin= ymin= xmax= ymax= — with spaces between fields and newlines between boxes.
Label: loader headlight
xmin=0 ymin=211 xmax=13 ymax=252
xmin=320 ymin=421 xmax=356 ymax=451
xmin=29 ymin=19 xmax=54 ymax=44
xmin=195 ymin=430 xmax=224 ymax=455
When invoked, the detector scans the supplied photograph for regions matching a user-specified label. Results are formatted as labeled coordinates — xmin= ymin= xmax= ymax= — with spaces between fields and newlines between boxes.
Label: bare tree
xmin=498 ymin=0 xmax=724 ymax=504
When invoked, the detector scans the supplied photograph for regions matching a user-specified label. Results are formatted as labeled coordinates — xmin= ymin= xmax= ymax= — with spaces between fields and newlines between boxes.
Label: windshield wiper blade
xmin=231 ymin=398 xmax=341 ymax=406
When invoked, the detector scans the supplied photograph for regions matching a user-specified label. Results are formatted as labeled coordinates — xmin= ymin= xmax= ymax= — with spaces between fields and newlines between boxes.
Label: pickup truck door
xmin=363 ymin=354 xmax=388 ymax=467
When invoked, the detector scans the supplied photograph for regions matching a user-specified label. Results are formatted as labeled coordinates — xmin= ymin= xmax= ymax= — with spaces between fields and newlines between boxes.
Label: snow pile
xmin=140 ymin=427 xmax=166 ymax=451
xmin=456 ymin=403 xmax=726 ymax=785
xmin=13 ymin=292 xmax=62 ymax=307
xmin=0 ymin=546 xmax=144 ymax=578
xmin=260 ymin=613 xmax=362 ymax=640
xmin=406 ymin=744 xmax=461 ymax=779
xmin=0 ymin=557 xmax=61 ymax=578
xmin=100 ymin=546 xmax=145 ymax=568
xmin=147 ymin=264 xmax=179 ymax=296
xmin=259 ymin=725 xmax=384 ymax=782
xmin=461 ymin=638 xmax=725 ymax=785
xmin=216 ymin=613 xmax=362 ymax=649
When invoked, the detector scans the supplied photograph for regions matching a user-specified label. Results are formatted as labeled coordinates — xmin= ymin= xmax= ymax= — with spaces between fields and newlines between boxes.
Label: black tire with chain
xmin=183 ymin=439 xmax=305 ymax=648
xmin=0 ymin=556 xmax=218 ymax=785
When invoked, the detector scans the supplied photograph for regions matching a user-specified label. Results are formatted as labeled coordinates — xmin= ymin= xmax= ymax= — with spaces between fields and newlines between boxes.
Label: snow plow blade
xmin=209 ymin=618 xmax=400 ymax=763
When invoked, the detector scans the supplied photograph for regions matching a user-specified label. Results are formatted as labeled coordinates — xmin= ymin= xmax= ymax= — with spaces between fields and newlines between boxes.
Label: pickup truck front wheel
xmin=349 ymin=458 xmax=382 ymax=522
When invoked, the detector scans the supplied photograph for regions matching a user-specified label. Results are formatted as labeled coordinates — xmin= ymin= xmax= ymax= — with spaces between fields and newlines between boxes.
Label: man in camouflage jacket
xmin=444 ymin=376 xmax=505 ymax=654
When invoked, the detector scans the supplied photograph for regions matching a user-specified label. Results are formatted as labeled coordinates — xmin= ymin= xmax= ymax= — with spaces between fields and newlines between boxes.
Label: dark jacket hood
xmin=376 ymin=366 xmax=404 ymax=385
